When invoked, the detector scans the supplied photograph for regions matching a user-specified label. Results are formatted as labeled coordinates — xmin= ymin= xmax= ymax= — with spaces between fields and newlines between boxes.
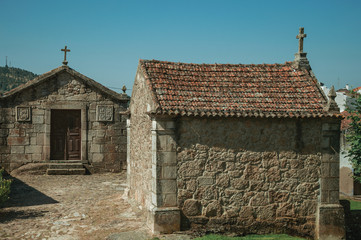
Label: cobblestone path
xmin=0 ymin=172 xmax=153 ymax=240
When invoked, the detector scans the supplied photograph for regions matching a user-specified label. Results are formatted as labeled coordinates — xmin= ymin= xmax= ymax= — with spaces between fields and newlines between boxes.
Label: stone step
xmin=49 ymin=160 xmax=82 ymax=164
xmin=46 ymin=168 xmax=86 ymax=175
xmin=48 ymin=163 xmax=84 ymax=169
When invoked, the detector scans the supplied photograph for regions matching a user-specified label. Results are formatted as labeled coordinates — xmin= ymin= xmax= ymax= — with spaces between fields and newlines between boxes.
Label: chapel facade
xmin=127 ymin=28 xmax=345 ymax=239
xmin=0 ymin=60 xmax=129 ymax=173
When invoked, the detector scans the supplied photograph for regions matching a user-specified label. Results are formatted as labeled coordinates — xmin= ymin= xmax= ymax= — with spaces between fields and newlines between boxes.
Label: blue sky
xmin=1 ymin=0 xmax=360 ymax=93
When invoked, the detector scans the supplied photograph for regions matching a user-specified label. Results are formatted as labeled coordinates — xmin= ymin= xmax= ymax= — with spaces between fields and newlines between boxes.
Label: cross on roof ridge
xmin=296 ymin=27 xmax=307 ymax=53
xmin=61 ymin=46 xmax=71 ymax=65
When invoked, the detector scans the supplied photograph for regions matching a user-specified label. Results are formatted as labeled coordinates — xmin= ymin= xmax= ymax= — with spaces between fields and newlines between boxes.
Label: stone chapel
xmin=0 ymin=48 xmax=129 ymax=174
xmin=127 ymin=28 xmax=345 ymax=239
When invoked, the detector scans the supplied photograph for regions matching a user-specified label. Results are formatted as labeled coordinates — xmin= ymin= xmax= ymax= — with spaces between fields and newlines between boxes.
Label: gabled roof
xmin=1 ymin=65 xmax=129 ymax=101
xmin=139 ymin=59 xmax=340 ymax=118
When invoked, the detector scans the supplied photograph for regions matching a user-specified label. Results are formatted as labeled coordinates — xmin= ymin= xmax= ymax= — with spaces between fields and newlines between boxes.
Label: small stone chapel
xmin=127 ymin=28 xmax=345 ymax=239
xmin=0 ymin=47 xmax=129 ymax=173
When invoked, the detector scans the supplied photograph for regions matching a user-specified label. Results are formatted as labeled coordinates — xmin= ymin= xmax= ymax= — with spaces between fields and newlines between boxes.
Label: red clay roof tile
xmin=140 ymin=59 xmax=338 ymax=118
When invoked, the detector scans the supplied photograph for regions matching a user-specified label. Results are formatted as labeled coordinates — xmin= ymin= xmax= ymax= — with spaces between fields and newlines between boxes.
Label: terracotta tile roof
xmin=353 ymin=86 xmax=361 ymax=94
xmin=140 ymin=59 xmax=340 ymax=118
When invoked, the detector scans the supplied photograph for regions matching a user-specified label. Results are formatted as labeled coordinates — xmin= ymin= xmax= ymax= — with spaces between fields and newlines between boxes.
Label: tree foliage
xmin=0 ymin=168 xmax=11 ymax=207
xmin=0 ymin=66 xmax=38 ymax=94
xmin=346 ymin=94 xmax=361 ymax=183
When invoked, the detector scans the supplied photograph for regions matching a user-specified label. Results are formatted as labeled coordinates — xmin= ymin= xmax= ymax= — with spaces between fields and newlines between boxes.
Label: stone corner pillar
xmin=316 ymin=121 xmax=345 ymax=240
xmin=148 ymin=117 xmax=180 ymax=234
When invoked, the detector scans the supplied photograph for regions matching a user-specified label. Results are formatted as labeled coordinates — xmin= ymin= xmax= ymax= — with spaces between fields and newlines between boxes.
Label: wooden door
xmin=50 ymin=110 xmax=81 ymax=160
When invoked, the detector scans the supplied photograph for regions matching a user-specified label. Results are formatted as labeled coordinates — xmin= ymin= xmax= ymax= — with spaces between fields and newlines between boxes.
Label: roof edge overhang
xmin=146 ymin=111 xmax=343 ymax=120
xmin=0 ymin=65 xmax=130 ymax=102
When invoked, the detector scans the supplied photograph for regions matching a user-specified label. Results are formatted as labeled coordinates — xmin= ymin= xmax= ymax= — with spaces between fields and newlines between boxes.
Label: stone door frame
xmin=43 ymin=102 xmax=88 ymax=163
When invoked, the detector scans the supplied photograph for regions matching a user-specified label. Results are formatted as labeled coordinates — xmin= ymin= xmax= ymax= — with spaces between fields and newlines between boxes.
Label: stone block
xmin=34 ymin=124 xmax=45 ymax=133
xmin=9 ymin=153 xmax=30 ymax=162
xmin=30 ymin=137 xmax=37 ymax=145
xmin=330 ymin=162 xmax=339 ymax=177
xmin=204 ymin=201 xmax=222 ymax=217
xmin=316 ymin=204 xmax=345 ymax=240
xmin=31 ymin=154 xmax=42 ymax=161
xmin=239 ymin=206 xmax=255 ymax=219
xmin=9 ymin=128 xmax=26 ymax=137
xmin=11 ymin=146 xmax=25 ymax=154
xmin=183 ymin=199 xmax=202 ymax=216
xmin=150 ymin=207 xmax=180 ymax=234
xmin=157 ymin=151 xmax=176 ymax=165
xmin=32 ymin=115 xmax=44 ymax=124
xmin=37 ymin=134 xmax=45 ymax=145
xmin=321 ymin=162 xmax=330 ymax=177
xmin=32 ymin=108 xmax=45 ymax=116
xmin=96 ymin=130 xmax=106 ymax=137
xmin=155 ymin=120 xmax=175 ymax=130
xmin=25 ymin=145 xmax=43 ymax=154
xmin=162 ymin=193 xmax=177 ymax=207
xmin=321 ymin=190 xmax=329 ymax=203
xmin=321 ymin=177 xmax=339 ymax=191
xmin=90 ymin=144 xmax=102 ymax=153
xmin=92 ymin=153 xmax=104 ymax=163
xmin=0 ymin=146 xmax=10 ymax=154
xmin=160 ymin=179 xmax=177 ymax=193
xmin=198 ymin=176 xmax=214 ymax=186
xmin=0 ymin=129 xmax=8 ymax=137
xmin=8 ymin=136 xmax=29 ymax=146
xmin=329 ymin=190 xmax=340 ymax=204
xmin=157 ymin=134 xmax=176 ymax=152
xmin=162 ymin=165 xmax=177 ymax=179
xmin=255 ymin=204 xmax=276 ymax=220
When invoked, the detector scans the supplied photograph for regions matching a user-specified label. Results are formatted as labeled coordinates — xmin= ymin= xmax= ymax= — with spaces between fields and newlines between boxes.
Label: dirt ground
xmin=2 ymin=169 xmax=360 ymax=240
xmin=0 ymin=171 xmax=191 ymax=240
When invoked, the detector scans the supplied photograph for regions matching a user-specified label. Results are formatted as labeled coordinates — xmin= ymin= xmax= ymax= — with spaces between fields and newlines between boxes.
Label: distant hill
xmin=0 ymin=66 xmax=38 ymax=94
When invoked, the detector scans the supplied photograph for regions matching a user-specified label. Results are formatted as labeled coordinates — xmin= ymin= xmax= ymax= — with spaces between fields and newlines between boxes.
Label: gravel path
xmin=0 ymin=172 xmax=154 ymax=240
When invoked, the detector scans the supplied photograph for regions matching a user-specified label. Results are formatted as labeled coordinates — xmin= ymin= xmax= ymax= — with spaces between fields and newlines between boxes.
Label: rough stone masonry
xmin=127 ymin=28 xmax=345 ymax=239
xmin=0 ymin=65 xmax=129 ymax=173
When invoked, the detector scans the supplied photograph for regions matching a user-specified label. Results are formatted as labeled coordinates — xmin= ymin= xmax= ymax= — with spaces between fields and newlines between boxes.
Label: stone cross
xmin=296 ymin=27 xmax=307 ymax=53
xmin=61 ymin=46 xmax=71 ymax=65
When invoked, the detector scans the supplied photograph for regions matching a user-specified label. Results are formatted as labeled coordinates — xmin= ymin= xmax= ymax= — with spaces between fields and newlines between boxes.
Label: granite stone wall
xmin=128 ymin=68 xmax=154 ymax=208
xmin=176 ymin=117 xmax=326 ymax=237
xmin=0 ymin=71 xmax=128 ymax=173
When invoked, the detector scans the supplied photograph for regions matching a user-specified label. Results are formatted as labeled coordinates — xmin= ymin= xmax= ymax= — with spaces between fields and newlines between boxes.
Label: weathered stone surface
xmin=175 ymin=118 xmax=332 ymax=237
xmin=183 ymin=199 xmax=202 ymax=216
xmin=204 ymin=201 xmax=222 ymax=217
xmin=0 ymin=70 xmax=129 ymax=174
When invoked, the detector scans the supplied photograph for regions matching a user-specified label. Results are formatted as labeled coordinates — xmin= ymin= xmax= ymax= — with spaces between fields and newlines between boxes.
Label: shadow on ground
xmin=3 ymin=176 xmax=58 ymax=208
xmin=345 ymin=209 xmax=361 ymax=240
xmin=340 ymin=199 xmax=361 ymax=240
xmin=0 ymin=209 xmax=48 ymax=223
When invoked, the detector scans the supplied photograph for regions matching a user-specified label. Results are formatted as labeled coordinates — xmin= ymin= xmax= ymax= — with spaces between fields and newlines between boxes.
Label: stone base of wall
xmin=147 ymin=207 xmax=180 ymax=234
xmin=182 ymin=215 xmax=315 ymax=238
xmin=316 ymin=204 xmax=345 ymax=240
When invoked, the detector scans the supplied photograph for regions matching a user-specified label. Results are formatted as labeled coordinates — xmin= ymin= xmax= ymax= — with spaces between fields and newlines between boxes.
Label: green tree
xmin=346 ymin=95 xmax=361 ymax=183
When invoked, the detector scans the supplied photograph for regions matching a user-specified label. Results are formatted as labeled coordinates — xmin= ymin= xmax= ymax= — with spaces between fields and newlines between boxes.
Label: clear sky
xmin=1 ymin=0 xmax=360 ymax=94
